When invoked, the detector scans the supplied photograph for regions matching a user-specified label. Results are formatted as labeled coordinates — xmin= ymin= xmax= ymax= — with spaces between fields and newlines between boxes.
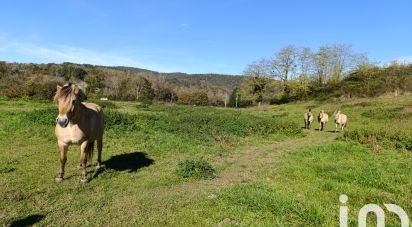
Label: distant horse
xmin=54 ymin=83 xmax=104 ymax=183
xmin=334 ymin=110 xmax=347 ymax=132
xmin=304 ymin=109 xmax=313 ymax=129
xmin=318 ymin=110 xmax=329 ymax=131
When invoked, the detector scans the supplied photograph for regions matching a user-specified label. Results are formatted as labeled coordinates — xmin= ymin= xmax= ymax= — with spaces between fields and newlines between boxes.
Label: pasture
xmin=1 ymin=96 xmax=411 ymax=226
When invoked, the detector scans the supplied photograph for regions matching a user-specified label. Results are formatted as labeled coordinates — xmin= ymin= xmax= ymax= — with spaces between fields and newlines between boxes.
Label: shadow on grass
xmin=92 ymin=151 xmax=154 ymax=179
xmin=9 ymin=214 xmax=45 ymax=227
xmin=105 ymin=151 xmax=154 ymax=172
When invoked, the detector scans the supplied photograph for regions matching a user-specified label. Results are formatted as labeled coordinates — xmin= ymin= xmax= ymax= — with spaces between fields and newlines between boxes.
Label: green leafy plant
xmin=177 ymin=159 xmax=216 ymax=180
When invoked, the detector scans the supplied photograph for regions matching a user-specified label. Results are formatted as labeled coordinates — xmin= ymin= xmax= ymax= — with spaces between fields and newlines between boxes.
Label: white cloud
xmin=0 ymin=39 xmax=145 ymax=67
xmin=395 ymin=56 xmax=412 ymax=64
xmin=0 ymin=37 xmax=190 ymax=73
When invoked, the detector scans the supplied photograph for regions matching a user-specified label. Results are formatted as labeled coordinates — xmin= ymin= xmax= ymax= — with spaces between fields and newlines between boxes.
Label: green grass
xmin=1 ymin=96 xmax=412 ymax=226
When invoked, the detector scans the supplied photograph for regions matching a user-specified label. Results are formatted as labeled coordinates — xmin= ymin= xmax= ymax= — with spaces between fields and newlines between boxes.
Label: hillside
xmin=0 ymin=61 xmax=243 ymax=104
xmin=109 ymin=65 xmax=243 ymax=91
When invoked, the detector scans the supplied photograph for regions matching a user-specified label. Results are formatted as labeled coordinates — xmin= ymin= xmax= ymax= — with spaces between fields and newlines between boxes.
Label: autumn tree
xmin=135 ymin=77 xmax=155 ymax=103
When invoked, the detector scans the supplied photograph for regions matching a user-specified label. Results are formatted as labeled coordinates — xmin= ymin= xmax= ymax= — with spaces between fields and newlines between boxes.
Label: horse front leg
xmin=56 ymin=142 xmax=68 ymax=182
xmin=79 ymin=141 xmax=89 ymax=183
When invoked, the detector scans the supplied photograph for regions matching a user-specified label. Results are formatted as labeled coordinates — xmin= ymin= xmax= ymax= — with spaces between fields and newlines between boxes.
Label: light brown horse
xmin=54 ymin=83 xmax=104 ymax=183
xmin=304 ymin=109 xmax=314 ymax=129
xmin=334 ymin=110 xmax=348 ymax=132
xmin=318 ymin=110 xmax=329 ymax=131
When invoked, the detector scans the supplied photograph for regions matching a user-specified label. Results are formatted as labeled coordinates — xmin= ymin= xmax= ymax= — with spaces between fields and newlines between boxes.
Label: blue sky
xmin=0 ymin=0 xmax=411 ymax=74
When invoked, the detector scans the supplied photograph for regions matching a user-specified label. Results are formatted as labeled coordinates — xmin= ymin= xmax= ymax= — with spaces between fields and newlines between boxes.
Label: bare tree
xmin=312 ymin=44 xmax=369 ymax=84
xmin=297 ymin=47 xmax=313 ymax=83
xmin=243 ymin=59 xmax=270 ymax=78
xmin=269 ymin=45 xmax=298 ymax=81
xmin=312 ymin=46 xmax=331 ymax=84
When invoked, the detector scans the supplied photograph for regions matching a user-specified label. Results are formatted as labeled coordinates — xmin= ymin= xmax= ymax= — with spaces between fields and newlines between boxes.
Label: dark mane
xmin=54 ymin=83 xmax=74 ymax=101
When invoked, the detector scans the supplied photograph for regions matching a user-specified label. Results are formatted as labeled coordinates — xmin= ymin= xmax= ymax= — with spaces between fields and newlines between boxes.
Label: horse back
xmin=339 ymin=114 xmax=347 ymax=124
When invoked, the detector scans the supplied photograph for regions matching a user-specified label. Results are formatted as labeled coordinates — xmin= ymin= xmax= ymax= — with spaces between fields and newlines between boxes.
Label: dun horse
xmin=54 ymin=84 xmax=104 ymax=183
xmin=334 ymin=110 xmax=347 ymax=132
xmin=318 ymin=110 xmax=329 ymax=131
xmin=304 ymin=109 xmax=313 ymax=129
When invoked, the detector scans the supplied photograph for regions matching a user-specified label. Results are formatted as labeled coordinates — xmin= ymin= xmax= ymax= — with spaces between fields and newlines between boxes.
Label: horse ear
xmin=56 ymin=85 xmax=62 ymax=91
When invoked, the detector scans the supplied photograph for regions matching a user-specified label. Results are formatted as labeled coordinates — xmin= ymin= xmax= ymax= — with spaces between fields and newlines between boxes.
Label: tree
xmin=71 ymin=67 xmax=87 ymax=80
xmin=192 ymin=91 xmax=209 ymax=106
xmin=0 ymin=61 xmax=7 ymax=78
xmin=269 ymin=45 xmax=298 ymax=81
xmin=242 ymin=62 xmax=273 ymax=105
xmin=177 ymin=91 xmax=209 ymax=106
xmin=243 ymin=59 xmax=269 ymax=78
xmin=155 ymin=86 xmax=176 ymax=102
xmin=312 ymin=46 xmax=331 ymax=84
xmin=114 ymin=78 xmax=134 ymax=101
xmin=135 ymin=77 xmax=155 ymax=103
xmin=85 ymin=73 xmax=105 ymax=96
xmin=297 ymin=47 xmax=313 ymax=83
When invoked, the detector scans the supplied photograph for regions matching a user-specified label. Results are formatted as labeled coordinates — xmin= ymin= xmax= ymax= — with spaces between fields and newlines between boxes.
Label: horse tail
xmin=87 ymin=141 xmax=94 ymax=161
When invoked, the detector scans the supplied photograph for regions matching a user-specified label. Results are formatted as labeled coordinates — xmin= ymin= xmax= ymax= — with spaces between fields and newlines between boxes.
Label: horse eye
xmin=72 ymin=100 xmax=76 ymax=104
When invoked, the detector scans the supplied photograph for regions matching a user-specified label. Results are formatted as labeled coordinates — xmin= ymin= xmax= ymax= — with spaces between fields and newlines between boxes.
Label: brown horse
xmin=54 ymin=83 xmax=104 ymax=183
xmin=304 ymin=109 xmax=314 ymax=129
xmin=318 ymin=110 xmax=329 ymax=131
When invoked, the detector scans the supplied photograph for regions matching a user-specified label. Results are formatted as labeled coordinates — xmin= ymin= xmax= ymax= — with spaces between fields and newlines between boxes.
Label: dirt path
xmin=168 ymin=130 xmax=339 ymax=197
xmin=106 ymin=130 xmax=340 ymax=221
xmin=211 ymin=130 xmax=339 ymax=186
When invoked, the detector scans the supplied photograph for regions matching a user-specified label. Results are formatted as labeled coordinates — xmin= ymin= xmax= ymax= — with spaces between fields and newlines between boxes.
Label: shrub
xmin=104 ymin=110 xmax=139 ymax=132
xmin=177 ymin=91 xmax=209 ymax=106
xmin=344 ymin=126 xmax=412 ymax=151
xmin=176 ymin=159 xmax=216 ymax=180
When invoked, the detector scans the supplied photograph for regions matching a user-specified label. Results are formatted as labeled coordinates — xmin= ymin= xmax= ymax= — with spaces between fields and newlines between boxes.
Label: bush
xmin=344 ymin=126 xmax=412 ymax=151
xmin=176 ymin=159 xmax=216 ymax=180
xmin=22 ymin=107 xmax=56 ymax=126
xmin=104 ymin=110 xmax=139 ymax=132
xmin=177 ymin=91 xmax=209 ymax=106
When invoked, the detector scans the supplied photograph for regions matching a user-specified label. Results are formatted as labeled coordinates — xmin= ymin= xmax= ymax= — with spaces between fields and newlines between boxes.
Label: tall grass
xmin=106 ymin=107 xmax=302 ymax=141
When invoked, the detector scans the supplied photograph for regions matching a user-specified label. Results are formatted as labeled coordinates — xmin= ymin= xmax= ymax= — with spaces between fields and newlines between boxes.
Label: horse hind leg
xmin=79 ymin=141 xmax=90 ymax=183
xmin=95 ymin=139 xmax=103 ymax=172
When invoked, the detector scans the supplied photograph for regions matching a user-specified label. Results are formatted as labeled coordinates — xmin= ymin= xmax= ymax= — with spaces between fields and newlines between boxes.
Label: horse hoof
xmin=95 ymin=165 xmax=105 ymax=172
xmin=80 ymin=178 xmax=89 ymax=184
xmin=55 ymin=177 xmax=64 ymax=183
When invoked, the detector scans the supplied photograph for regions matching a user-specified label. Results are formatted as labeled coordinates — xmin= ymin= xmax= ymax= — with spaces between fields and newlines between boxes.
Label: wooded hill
xmin=0 ymin=61 xmax=242 ymax=105
xmin=1 ymin=44 xmax=412 ymax=107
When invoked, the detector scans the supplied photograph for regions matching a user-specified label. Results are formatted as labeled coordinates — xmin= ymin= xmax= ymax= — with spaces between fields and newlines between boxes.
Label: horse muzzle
xmin=56 ymin=117 xmax=69 ymax=128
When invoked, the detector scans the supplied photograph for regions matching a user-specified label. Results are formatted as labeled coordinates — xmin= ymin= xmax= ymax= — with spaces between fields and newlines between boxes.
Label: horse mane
xmin=54 ymin=83 xmax=87 ymax=102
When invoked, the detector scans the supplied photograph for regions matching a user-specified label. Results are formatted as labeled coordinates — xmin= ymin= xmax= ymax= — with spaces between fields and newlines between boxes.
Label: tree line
xmin=0 ymin=62 xmax=241 ymax=105
xmin=232 ymin=44 xmax=412 ymax=106
xmin=1 ymin=44 xmax=412 ymax=106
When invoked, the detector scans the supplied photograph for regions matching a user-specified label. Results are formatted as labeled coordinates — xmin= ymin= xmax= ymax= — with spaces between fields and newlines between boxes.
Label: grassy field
xmin=0 ymin=96 xmax=411 ymax=226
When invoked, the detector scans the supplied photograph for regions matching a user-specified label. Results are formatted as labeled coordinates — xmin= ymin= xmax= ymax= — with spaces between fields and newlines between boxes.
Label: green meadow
xmin=0 ymin=96 xmax=411 ymax=226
